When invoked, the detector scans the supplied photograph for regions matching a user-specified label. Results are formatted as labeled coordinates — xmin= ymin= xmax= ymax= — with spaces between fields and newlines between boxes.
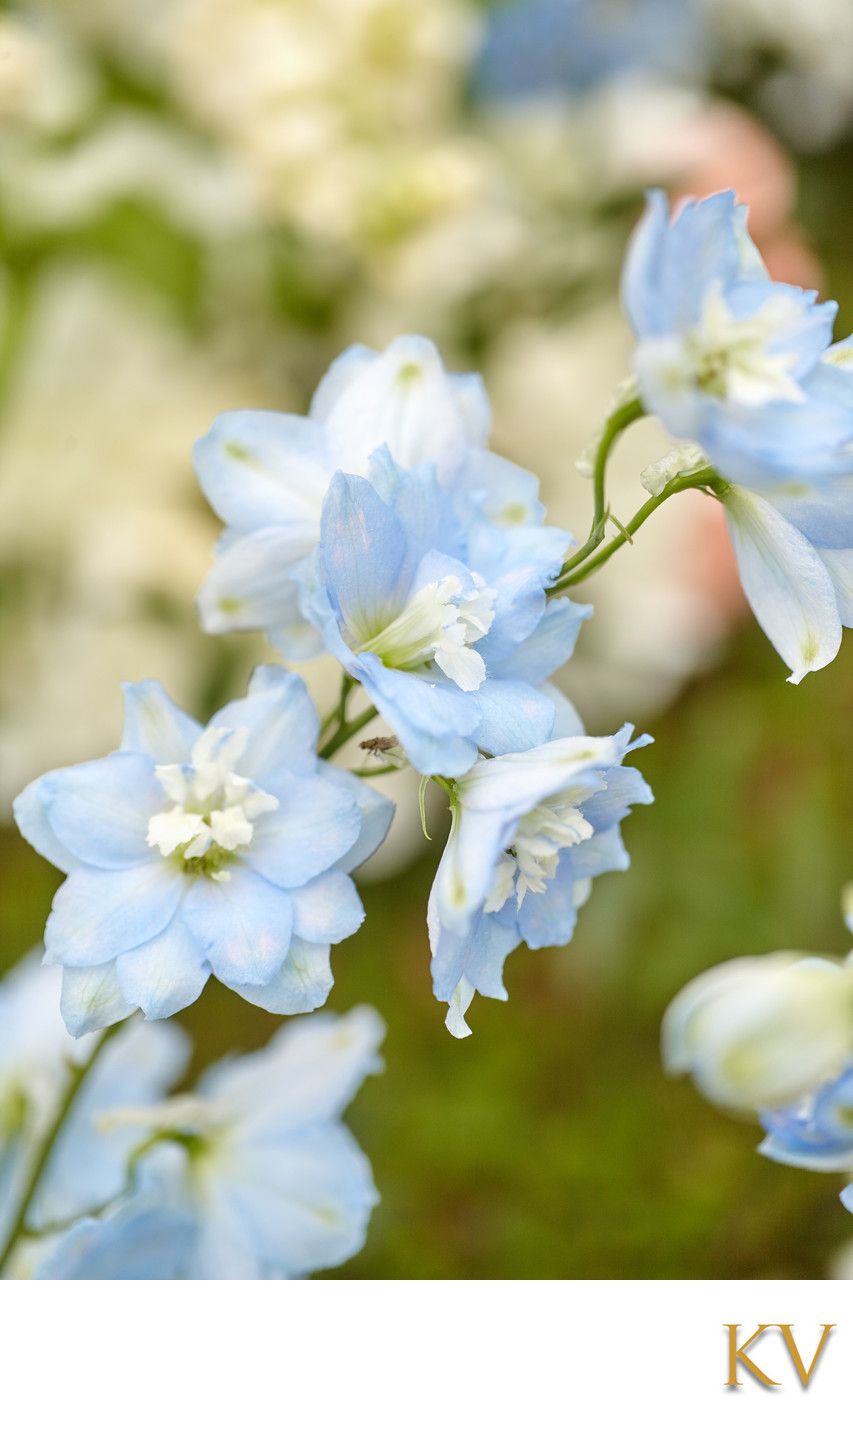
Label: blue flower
xmin=622 ymin=190 xmax=853 ymax=490
xmin=475 ymin=0 xmax=707 ymax=103
xmin=195 ymin=334 xmax=561 ymax=657
xmin=759 ymin=1065 xmax=853 ymax=1175
xmin=14 ymin=667 xmax=393 ymax=1033
xmin=300 ymin=449 xmax=586 ymax=776
xmin=428 ymin=720 xmax=652 ymax=1035
xmin=0 ymin=954 xmax=189 ymax=1268
xmin=35 ymin=1006 xmax=384 ymax=1280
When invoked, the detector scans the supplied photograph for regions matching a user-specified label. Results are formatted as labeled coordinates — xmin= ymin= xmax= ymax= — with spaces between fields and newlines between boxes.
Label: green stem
xmin=347 ymin=763 xmax=399 ymax=778
xmin=554 ymin=396 xmax=645 ymax=582
xmin=549 ymin=468 xmax=722 ymax=593
xmin=0 ymin=1024 xmax=119 ymax=1278
xmin=319 ymin=674 xmax=355 ymax=739
xmin=318 ymin=704 xmax=378 ymax=760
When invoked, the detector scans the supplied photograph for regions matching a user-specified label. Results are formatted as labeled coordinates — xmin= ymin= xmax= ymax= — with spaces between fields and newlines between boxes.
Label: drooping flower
xmin=14 ymin=667 xmax=393 ymax=1034
xmin=661 ymin=953 xmax=853 ymax=1110
xmin=195 ymin=334 xmax=564 ymax=656
xmin=34 ymin=1006 xmax=384 ymax=1281
xmin=622 ymin=189 xmax=853 ymax=490
xmin=428 ymin=720 xmax=652 ymax=1035
xmin=300 ymin=449 xmax=585 ymax=775
xmin=758 ymin=1064 xmax=853 ymax=1175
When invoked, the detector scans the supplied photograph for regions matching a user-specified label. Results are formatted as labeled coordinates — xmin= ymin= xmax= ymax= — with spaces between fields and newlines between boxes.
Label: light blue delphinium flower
xmin=428 ymin=713 xmax=652 ymax=1035
xmin=0 ymin=954 xmax=189 ymax=1269
xmin=475 ymin=0 xmax=707 ymax=103
xmin=195 ymin=334 xmax=562 ymax=657
xmin=622 ymin=189 xmax=853 ymax=492
xmin=13 ymin=667 xmax=393 ymax=1035
xmin=299 ymin=448 xmax=586 ymax=776
xmin=34 ymin=1006 xmax=384 ymax=1280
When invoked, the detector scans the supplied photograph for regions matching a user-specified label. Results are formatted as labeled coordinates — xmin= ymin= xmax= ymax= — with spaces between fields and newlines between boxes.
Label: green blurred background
xmin=3 ymin=0 xmax=853 ymax=1277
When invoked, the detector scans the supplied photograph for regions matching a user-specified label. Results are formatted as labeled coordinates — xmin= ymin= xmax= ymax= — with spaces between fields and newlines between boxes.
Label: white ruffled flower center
xmin=484 ymin=790 xmax=594 ymax=913
xmin=146 ymin=726 xmax=278 ymax=879
xmin=363 ymin=572 xmax=496 ymax=691
xmin=686 ymin=282 xmax=808 ymax=406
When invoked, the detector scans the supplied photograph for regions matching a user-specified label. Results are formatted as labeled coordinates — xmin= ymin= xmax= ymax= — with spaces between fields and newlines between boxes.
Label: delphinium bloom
xmin=0 ymin=954 xmax=189 ymax=1270
xmin=428 ymin=723 xmax=653 ymax=1035
xmin=13 ymin=666 xmax=392 ymax=1034
xmin=624 ymin=190 xmax=853 ymax=682
xmin=661 ymin=953 xmax=853 ymax=1110
xmin=33 ymin=1006 xmax=384 ymax=1280
xmin=194 ymin=334 xmax=566 ymax=657
xmin=300 ymin=449 xmax=584 ymax=775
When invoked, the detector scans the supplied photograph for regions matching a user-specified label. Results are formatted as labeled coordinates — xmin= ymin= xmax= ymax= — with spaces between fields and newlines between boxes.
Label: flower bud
xmin=662 ymin=954 xmax=853 ymax=1111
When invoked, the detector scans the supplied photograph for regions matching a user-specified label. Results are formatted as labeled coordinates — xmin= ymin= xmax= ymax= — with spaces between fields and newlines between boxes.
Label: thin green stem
xmin=319 ymin=673 xmax=355 ymax=739
xmin=0 ymin=1023 xmax=120 ymax=1277
xmin=555 ymin=396 xmax=645 ymax=582
xmin=549 ymin=468 xmax=723 ymax=593
xmin=347 ymin=763 xmax=399 ymax=778
xmin=318 ymin=704 xmax=378 ymax=760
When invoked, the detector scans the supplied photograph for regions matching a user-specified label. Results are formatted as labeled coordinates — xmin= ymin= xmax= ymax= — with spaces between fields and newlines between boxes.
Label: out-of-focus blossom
xmin=430 ymin=725 xmax=652 ymax=1035
xmin=475 ymin=0 xmax=708 ymax=102
xmin=0 ymin=954 xmax=189 ymax=1259
xmin=14 ymin=668 xmax=392 ymax=1032
xmin=662 ymin=953 xmax=853 ymax=1110
xmin=34 ymin=1006 xmax=384 ymax=1280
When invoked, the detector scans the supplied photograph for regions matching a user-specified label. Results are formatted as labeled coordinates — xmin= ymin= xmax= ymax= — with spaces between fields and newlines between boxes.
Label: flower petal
xmin=120 ymin=680 xmax=202 ymax=765
xmin=13 ymin=776 xmax=81 ymax=875
xmin=181 ymin=865 xmax=293 ymax=987
xmin=321 ymin=764 xmax=395 ymax=874
xmin=243 ymin=773 xmax=361 ymax=888
xmin=211 ymin=665 xmax=320 ymax=783
xmin=194 ymin=410 xmax=330 ymax=532
xmin=45 ymin=864 xmax=189 ymax=969
xmin=724 ymin=485 xmax=842 ymax=683
xmin=60 ymin=961 xmax=138 ymax=1036
xmin=39 ymin=752 xmax=162 ymax=870
xmin=197 ymin=526 xmax=319 ymax=642
xmin=320 ymin=473 xmax=408 ymax=643
xmin=289 ymin=871 xmax=364 ymax=944
xmin=116 ymin=916 xmax=211 ymax=1020
xmin=222 ymin=936 xmax=333 ymax=1015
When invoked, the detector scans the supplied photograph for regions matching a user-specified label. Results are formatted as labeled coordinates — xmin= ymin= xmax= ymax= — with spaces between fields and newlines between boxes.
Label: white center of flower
xmin=362 ymin=572 xmax=496 ymax=691
xmin=146 ymin=726 xmax=278 ymax=879
xmin=483 ymin=789 xmax=594 ymax=913
xmin=686 ymin=282 xmax=809 ymax=407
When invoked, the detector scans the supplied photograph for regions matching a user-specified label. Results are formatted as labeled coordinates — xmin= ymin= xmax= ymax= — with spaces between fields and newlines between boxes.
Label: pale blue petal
xmin=515 ymin=859 xmax=581 ymax=949
xmin=45 ymin=863 xmax=190 ymax=969
xmin=758 ymin=1131 xmax=853 ymax=1174
xmin=197 ymin=526 xmax=317 ymax=638
xmin=308 ymin=343 xmax=376 ymax=422
xmin=181 ymin=865 xmax=293 ymax=987
xmin=120 ymin=680 xmax=202 ymax=764
xmin=456 ymin=448 xmax=543 ymax=526
xmin=289 ymin=871 xmax=364 ymax=944
xmin=60 ymin=961 xmax=137 ymax=1036
xmin=39 ymin=753 xmax=161 ymax=870
xmin=429 ymin=807 xmax=510 ymax=939
xmin=200 ymin=1006 xmax=385 ymax=1130
xmin=116 ymin=916 xmax=211 ymax=1019
xmin=488 ymin=597 xmax=592 ymax=684
xmin=194 ymin=410 xmax=330 ymax=532
xmin=766 ymin=481 xmax=853 ymax=550
xmin=13 ymin=776 xmax=81 ymax=875
xmin=818 ymin=548 xmax=853 ymax=626
xmin=473 ymin=678 xmax=555 ymax=755
xmin=579 ymin=765 xmax=654 ymax=832
xmin=320 ymin=473 xmax=407 ymax=642
xmin=354 ymin=652 xmax=480 ymax=777
xmin=243 ymin=773 xmax=361 ymax=887
xmin=568 ymin=825 xmax=630 ymax=880
xmin=429 ymin=888 xmax=519 ymax=1005
xmin=211 ymin=665 xmax=319 ymax=782
xmin=34 ymin=1203 xmax=193 ymax=1280
xmin=538 ymin=681 xmax=585 ymax=738
xmin=222 ymin=936 xmax=333 ymax=1014
xmin=724 ymin=486 xmax=842 ymax=683
xmin=321 ymin=765 xmax=395 ymax=873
